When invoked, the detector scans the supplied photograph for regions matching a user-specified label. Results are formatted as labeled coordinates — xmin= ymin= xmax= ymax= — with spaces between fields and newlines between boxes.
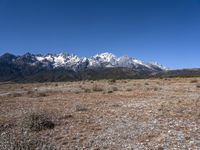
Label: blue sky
xmin=0 ymin=0 xmax=200 ymax=69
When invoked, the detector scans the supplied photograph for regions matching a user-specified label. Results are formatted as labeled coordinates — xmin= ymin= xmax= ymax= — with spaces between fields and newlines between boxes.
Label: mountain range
xmin=1 ymin=52 xmax=198 ymax=82
xmin=0 ymin=52 xmax=167 ymax=82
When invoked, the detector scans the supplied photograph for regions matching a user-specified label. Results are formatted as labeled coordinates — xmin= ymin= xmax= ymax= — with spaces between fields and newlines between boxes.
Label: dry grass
xmin=126 ymin=88 xmax=132 ymax=91
xmin=0 ymin=108 xmax=57 ymax=150
xmin=75 ymin=103 xmax=88 ymax=112
xmin=190 ymin=79 xmax=198 ymax=83
xmin=108 ymin=79 xmax=116 ymax=84
xmin=0 ymin=131 xmax=56 ymax=150
xmin=196 ymin=84 xmax=200 ymax=88
xmin=112 ymin=86 xmax=118 ymax=91
xmin=21 ymin=111 xmax=55 ymax=132
xmin=92 ymin=84 xmax=104 ymax=92
xmin=84 ymin=88 xmax=91 ymax=93
xmin=1 ymin=78 xmax=200 ymax=149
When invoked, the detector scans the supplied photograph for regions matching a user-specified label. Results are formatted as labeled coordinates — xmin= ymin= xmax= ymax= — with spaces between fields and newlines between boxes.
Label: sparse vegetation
xmin=0 ymin=131 xmax=56 ymax=150
xmin=112 ymin=86 xmax=118 ymax=91
xmin=11 ymin=92 xmax=23 ymax=97
xmin=196 ymin=84 xmax=200 ymax=88
xmin=21 ymin=111 xmax=55 ymax=132
xmin=107 ymin=89 xmax=113 ymax=93
xmin=26 ymin=90 xmax=48 ymax=97
xmin=38 ymin=92 xmax=48 ymax=97
xmin=153 ymin=87 xmax=161 ymax=91
xmin=108 ymin=79 xmax=116 ymax=84
xmin=92 ymin=84 xmax=104 ymax=92
xmin=1 ymin=78 xmax=200 ymax=149
xmin=74 ymin=90 xmax=81 ymax=94
xmin=190 ymin=79 xmax=198 ymax=83
xmin=75 ymin=103 xmax=88 ymax=111
xmin=126 ymin=88 xmax=132 ymax=91
xmin=0 ymin=109 xmax=56 ymax=150
xmin=84 ymin=88 xmax=91 ymax=93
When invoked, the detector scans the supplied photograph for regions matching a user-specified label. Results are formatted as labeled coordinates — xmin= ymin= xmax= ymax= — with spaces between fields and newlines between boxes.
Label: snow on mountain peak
xmin=17 ymin=52 xmax=167 ymax=71
xmin=53 ymin=55 xmax=66 ymax=67
xmin=88 ymin=52 xmax=117 ymax=67
xmin=94 ymin=52 xmax=117 ymax=61
xmin=149 ymin=61 xmax=169 ymax=70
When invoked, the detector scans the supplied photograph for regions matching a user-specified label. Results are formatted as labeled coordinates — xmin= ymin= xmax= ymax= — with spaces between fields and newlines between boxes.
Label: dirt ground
xmin=1 ymin=78 xmax=200 ymax=150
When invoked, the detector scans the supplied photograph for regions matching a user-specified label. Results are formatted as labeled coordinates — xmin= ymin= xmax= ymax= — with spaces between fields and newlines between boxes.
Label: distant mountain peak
xmin=149 ymin=61 xmax=169 ymax=70
xmin=94 ymin=52 xmax=116 ymax=58
xmin=0 ymin=52 xmax=167 ymax=71
xmin=0 ymin=51 xmax=169 ymax=82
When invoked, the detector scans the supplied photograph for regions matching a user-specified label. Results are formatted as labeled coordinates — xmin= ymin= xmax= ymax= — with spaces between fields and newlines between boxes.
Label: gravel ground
xmin=1 ymin=78 xmax=200 ymax=150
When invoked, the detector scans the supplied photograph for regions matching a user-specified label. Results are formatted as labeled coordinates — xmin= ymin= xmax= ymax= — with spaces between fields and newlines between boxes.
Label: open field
xmin=1 ymin=78 xmax=200 ymax=149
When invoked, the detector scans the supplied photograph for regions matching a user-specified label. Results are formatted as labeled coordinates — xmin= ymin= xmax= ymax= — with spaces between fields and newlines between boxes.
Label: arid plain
xmin=1 ymin=78 xmax=200 ymax=150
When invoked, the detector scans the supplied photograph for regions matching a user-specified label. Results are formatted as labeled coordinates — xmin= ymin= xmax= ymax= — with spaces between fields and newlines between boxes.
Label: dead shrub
xmin=11 ymin=92 xmax=23 ymax=97
xmin=112 ymin=103 xmax=121 ymax=107
xmin=126 ymin=88 xmax=132 ymax=91
xmin=75 ymin=104 xmax=88 ymax=112
xmin=27 ymin=90 xmax=48 ymax=97
xmin=190 ymin=79 xmax=198 ymax=83
xmin=92 ymin=85 xmax=103 ymax=92
xmin=153 ymin=87 xmax=161 ymax=91
xmin=108 ymin=79 xmax=116 ymax=84
xmin=112 ymin=86 xmax=118 ymax=91
xmin=74 ymin=90 xmax=81 ymax=94
xmin=38 ymin=92 xmax=48 ymax=97
xmin=27 ymin=90 xmax=35 ymax=95
xmin=107 ymin=90 xmax=113 ymax=93
xmin=196 ymin=84 xmax=200 ymax=88
xmin=84 ymin=88 xmax=91 ymax=93
xmin=1 ymin=110 xmax=56 ymax=149
xmin=21 ymin=111 xmax=55 ymax=132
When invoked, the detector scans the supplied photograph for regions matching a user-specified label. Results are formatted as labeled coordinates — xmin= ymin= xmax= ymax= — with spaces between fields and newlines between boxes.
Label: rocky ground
xmin=1 ymin=78 xmax=200 ymax=150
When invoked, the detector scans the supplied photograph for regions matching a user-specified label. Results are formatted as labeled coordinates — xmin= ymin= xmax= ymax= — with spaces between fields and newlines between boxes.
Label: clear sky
xmin=0 ymin=0 xmax=200 ymax=69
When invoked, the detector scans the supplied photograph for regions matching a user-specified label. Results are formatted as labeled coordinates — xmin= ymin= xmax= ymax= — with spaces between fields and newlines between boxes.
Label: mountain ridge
xmin=1 ymin=52 xmax=167 ymax=70
xmin=0 ymin=52 xmax=168 ymax=82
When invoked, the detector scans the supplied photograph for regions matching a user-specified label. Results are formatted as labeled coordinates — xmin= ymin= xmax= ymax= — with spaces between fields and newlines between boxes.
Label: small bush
xmin=84 ymin=88 xmax=91 ymax=93
xmin=38 ymin=92 xmax=48 ymax=97
xmin=11 ymin=92 xmax=23 ymax=97
xmin=75 ymin=104 xmax=88 ymax=111
xmin=112 ymin=103 xmax=121 ymax=107
xmin=191 ymin=79 xmax=198 ymax=83
xmin=92 ymin=85 xmax=103 ymax=92
xmin=126 ymin=88 xmax=132 ymax=91
xmin=122 ymin=80 xmax=128 ymax=83
xmin=153 ymin=87 xmax=161 ymax=91
xmin=27 ymin=90 xmax=35 ymax=95
xmin=107 ymin=90 xmax=113 ymax=93
xmin=108 ymin=79 xmax=116 ymax=84
xmin=74 ymin=90 xmax=81 ymax=94
xmin=112 ymin=86 xmax=118 ymax=91
xmin=196 ymin=84 xmax=200 ymax=88
xmin=27 ymin=90 xmax=48 ymax=97
xmin=22 ymin=111 xmax=55 ymax=132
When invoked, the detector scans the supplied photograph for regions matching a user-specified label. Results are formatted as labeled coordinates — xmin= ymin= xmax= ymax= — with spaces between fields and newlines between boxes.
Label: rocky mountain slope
xmin=0 ymin=52 xmax=167 ymax=82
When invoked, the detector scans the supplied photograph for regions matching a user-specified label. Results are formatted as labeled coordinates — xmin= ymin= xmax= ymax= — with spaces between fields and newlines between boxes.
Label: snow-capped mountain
xmin=18 ymin=52 xmax=166 ymax=71
xmin=35 ymin=53 xmax=88 ymax=69
xmin=0 ymin=52 xmax=167 ymax=82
